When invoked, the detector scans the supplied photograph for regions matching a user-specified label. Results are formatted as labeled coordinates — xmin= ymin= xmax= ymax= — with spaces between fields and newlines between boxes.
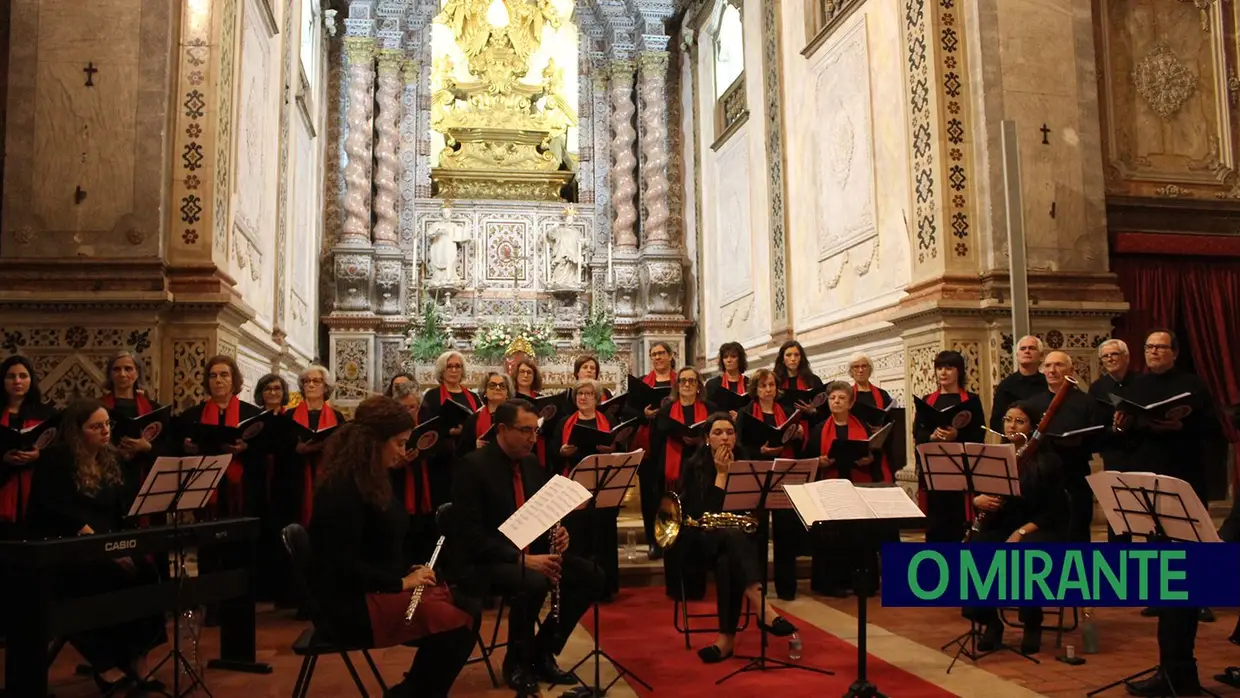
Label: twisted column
xmin=373 ymin=49 xmax=403 ymax=247
xmin=609 ymin=61 xmax=638 ymax=250
xmin=638 ymin=52 xmax=671 ymax=247
xmin=341 ymin=37 xmax=376 ymax=245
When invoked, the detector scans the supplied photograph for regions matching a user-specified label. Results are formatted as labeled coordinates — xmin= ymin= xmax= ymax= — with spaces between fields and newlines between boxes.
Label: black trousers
xmin=563 ymin=508 xmax=620 ymax=596
xmin=1065 ymin=475 xmax=1095 ymax=543
xmin=1158 ymin=607 xmax=1200 ymax=683
xmin=771 ymin=510 xmax=804 ymax=599
xmin=684 ymin=529 xmax=762 ymax=634
xmin=925 ymin=490 xmax=967 ymax=543
xmin=398 ymin=625 xmax=475 ymax=698
xmin=638 ymin=459 xmax=663 ymax=550
xmin=481 ymin=554 xmax=605 ymax=666
xmin=63 ymin=559 xmax=166 ymax=671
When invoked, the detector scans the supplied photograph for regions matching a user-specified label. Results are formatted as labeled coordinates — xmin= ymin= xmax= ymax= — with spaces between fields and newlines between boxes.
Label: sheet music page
xmin=857 ymin=486 xmax=925 ymax=519
xmin=499 ymin=475 xmax=591 ymax=550
xmin=810 ymin=479 xmax=874 ymax=520
xmin=782 ymin=484 xmax=826 ymax=526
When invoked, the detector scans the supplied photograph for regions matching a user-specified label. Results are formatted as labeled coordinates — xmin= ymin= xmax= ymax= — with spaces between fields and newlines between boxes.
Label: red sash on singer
xmin=782 ymin=376 xmax=809 ymax=390
xmin=440 ymin=384 xmax=479 ymax=414
xmin=819 ymin=414 xmax=889 ymax=483
xmin=402 ymin=413 xmax=434 ymax=515
xmin=632 ymin=372 xmax=663 ymax=452
xmin=560 ymin=411 xmax=611 ymax=475
xmin=664 ymin=400 xmax=707 ymax=489
xmin=292 ymin=401 xmax=338 ymax=526
xmin=750 ymin=402 xmax=801 ymax=458
xmin=854 ymin=384 xmax=885 ymax=409
xmin=103 ymin=391 xmax=156 ymax=526
xmin=0 ymin=410 xmax=42 ymax=523
xmin=722 ymin=374 xmax=747 ymax=395
xmin=921 ymin=388 xmax=971 ymax=515
xmin=201 ymin=396 xmax=244 ymax=516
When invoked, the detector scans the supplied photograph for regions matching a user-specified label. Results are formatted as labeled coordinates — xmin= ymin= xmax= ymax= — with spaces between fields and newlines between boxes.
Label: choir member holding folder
xmin=738 ymin=368 xmax=806 ymax=600
xmin=704 ymin=342 xmax=748 ymax=416
xmin=655 ymin=366 xmax=715 ymax=596
xmin=287 ymin=365 xmax=346 ymax=527
xmin=912 ymin=350 xmax=985 ymax=543
xmin=252 ymin=373 xmax=291 ymax=605
xmin=560 ymin=355 xmax=613 ymax=419
xmin=511 ymin=358 xmax=553 ymax=469
xmin=178 ymin=355 xmax=263 ymax=518
xmin=417 ymin=351 xmax=481 ymax=512
xmin=849 ymin=353 xmax=892 ymax=412
xmin=632 ymin=342 xmax=676 ymax=559
xmin=773 ymin=340 xmax=825 ymax=419
xmin=101 ymin=351 xmax=170 ymax=496
xmin=965 ymin=401 xmax=1068 ymax=655
xmin=677 ymin=412 xmax=798 ymax=664
xmin=0 ymin=355 xmax=58 ymax=533
xmin=459 ymin=372 xmax=513 ymax=455
xmin=390 ymin=382 xmax=439 ymax=563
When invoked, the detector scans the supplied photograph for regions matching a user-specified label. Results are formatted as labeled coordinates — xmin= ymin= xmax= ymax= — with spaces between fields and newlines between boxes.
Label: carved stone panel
xmin=483 ymin=220 xmax=530 ymax=285
xmin=331 ymin=335 xmax=373 ymax=401
xmin=374 ymin=257 xmax=404 ymax=315
xmin=713 ymin=136 xmax=753 ymax=305
xmin=333 ymin=252 xmax=373 ymax=312
xmin=172 ymin=338 xmax=209 ymax=411
xmin=642 ymin=258 xmax=685 ymax=316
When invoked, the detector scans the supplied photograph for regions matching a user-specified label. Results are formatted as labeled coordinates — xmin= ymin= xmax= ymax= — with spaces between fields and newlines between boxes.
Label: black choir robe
xmin=177 ymin=398 xmax=264 ymax=517
xmin=1088 ymin=370 xmax=1139 ymax=472
xmin=1028 ymin=386 xmax=1104 ymax=542
xmin=0 ymin=399 xmax=58 ymax=530
xmin=913 ymin=389 xmax=986 ymax=543
xmin=704 ymin=374 xmax=748 ymax=407
xmin=417 ymin=386 xmax=481 ymax=509
xmin=1119 ymin=367 xmax=1222 ymax=502
xmin=102 ymin=392 xmax=168 ymax=521
xmin=990 ymin=371 xmax=1048 ymax=432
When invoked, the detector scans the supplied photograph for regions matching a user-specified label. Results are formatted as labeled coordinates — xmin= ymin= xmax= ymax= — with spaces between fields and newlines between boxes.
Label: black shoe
xmin=1126 ymin=674 xmax=1202 ymax=696
xmin=697 ymin=645 xmax=733 ymax=664
xmin=503 ymin=664 xmax=540 ymax=694
xmin=534 ymin=653 xmax=577 ymax=685
xmin=777 ymin=591 xmax=797 ymax=602
xmin=383 ymin=679 xmax=417 ymax=698
xmin=759 ymin=616 xmax=797 ymax=637
xmin=977 ymin=623 xmax=1003 ymax=653
xmin=1199 ymin=607 xmax=1215 ymax=622
xmin=1020 ymin=627 xmax=1041 ymax=655
xmin=648 ymin=545 xmax=663 ymax=561
xmin=1140 ymin=606 xmax=1158 ymax=617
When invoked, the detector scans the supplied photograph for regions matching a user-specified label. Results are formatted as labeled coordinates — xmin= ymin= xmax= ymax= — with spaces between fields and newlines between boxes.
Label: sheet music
xmin=858 ymin=486 xmax=925 ymax=519
xmin=783 ymin=480 xmax=926 ymax=526
xmin=499 ymin=474 xmax=591 ymax=550
xmin=869 ymin=422 xmax=894 ymax=450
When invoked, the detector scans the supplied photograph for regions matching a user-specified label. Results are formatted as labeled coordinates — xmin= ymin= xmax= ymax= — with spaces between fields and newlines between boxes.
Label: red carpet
xmin=581 ymin=587 xmax=955 ymax=698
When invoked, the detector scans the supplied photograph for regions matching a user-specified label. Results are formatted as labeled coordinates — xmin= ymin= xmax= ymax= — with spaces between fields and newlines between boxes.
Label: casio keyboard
xmin=0 ymin=517 xmax=270 ymax=696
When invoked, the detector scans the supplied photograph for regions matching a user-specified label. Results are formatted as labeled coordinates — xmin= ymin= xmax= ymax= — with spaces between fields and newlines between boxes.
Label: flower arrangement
xmin=408 ymin=300 xmax=454 ymax=363
xmin=580 ymin=307 xmax=617 ymax=360
xmin=472 ymin=320 xmax=557 ymax=361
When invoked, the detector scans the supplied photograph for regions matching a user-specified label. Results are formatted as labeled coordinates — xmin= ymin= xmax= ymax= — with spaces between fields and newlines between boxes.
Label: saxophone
xmin=405 ymin=535 xmax=446 ymax=623
xmin=548 ymin=522 xmax=562 ymax=622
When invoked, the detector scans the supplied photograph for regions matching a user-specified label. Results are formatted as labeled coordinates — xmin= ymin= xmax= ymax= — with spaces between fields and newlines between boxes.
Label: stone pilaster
xmin=341 ymin=37 xmax=376 ymax=245
xmin=373 ymin=49 xmax=403 ymax=248
xmin=637 ymin=51 xmax=672 ymax=247
xmin=609 ymin=61 xmax=639 ymax=250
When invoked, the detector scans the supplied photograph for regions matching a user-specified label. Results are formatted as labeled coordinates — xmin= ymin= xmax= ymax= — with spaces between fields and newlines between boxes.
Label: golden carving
xmin=1133 ymin=44 xmax=1198 ymax=119
xmin=432 ymin=168 xmax=574 ymax=201
xmin=402 ymin=59 xmax=420 ymax=84
xmin=376 ymin=48 xmax=405 ymax=73
xmin=1155 ymin=184 xmax=1194 ymax=198
xmin=344 ymin=37 xmax=375 ymax=65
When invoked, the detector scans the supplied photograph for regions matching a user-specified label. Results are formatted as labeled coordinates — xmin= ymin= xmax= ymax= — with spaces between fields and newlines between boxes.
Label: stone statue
xmin=545 ymin=209 xmax=583 ymax=287
xmin=426 ymin=205 xmax=469 ymax=287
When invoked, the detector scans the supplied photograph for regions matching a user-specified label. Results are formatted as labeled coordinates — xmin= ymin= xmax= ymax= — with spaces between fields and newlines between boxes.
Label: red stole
xmin=0 ymin=410 xmax=42 ymax=522
xmin=925 ymin=388 xmax=968 ymax=407
xmin=475 ymin=406 xmax=495 ymax=440
xmin=751 ymin=402 xmax=801 ymax=458
xmin=854 ymin=384 xmax=885 ymax=409
xmin=440 ymin=384 xmax=478 ymax=412
xmin=781 ymin=376 xmax=808 ymax=390
xmin=663 ymin=401 xmax=707 ymax=486
xmin=200 ymin=397 xmax=243 ymax=515
xmin=402 ymin=413 xmax=433 ymax=515
xmin=921 ymin=388 xmax=971 ymax=516
xmin=634 ymin=372 xmax=667 ymax=452
xmin=102 ymin=391 xmax=154 ymax=415
xmin=560 ymin=411 xmax=611 ymax=475
xmin=722 ymin=374 xmax=747 ymax=395
xmin=292 ymin=402 xmax=338 ymax=526
xmin=818 ymin=415 xmax=880 ymax=482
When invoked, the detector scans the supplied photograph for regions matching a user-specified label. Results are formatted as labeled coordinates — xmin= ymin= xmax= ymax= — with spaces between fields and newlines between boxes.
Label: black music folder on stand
xmin=562 ymin=450 xmax=651 ymax=697
xmin=915 ymin=441 xmax=1033 ymax=672
xmin=711 ymin=458 xmax=834 ymax=685
xmin=128 ymin=454 xmax=235 ymax=698
xmin=1084 ymin=471 xmax=1222 ymax=698
xmin=782 ymin=479 xmax=926 ymax=698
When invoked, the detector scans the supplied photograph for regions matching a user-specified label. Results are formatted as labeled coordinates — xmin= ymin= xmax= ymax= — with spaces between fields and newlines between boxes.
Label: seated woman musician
xmin=676 ymin=412 xmax=799 ymax=663
xmin=309 ymin=395 xmax=476 ymax=698
xmin=26 ymin=399 xmax=166 ymax=694
xmin=965 ymin=400 xmax=1069 ymax=655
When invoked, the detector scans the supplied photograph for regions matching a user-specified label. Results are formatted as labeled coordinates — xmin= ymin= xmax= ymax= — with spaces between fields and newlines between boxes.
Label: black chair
xmin=999 ymin=489 xmax=1080 ymax=649
xmin=434 ymin=503 xmax=503 ymax=689
xmin=281 ymin=524 xmax=389 ymax=698
xmin=667 ymin=544 xmax=752 ymax=650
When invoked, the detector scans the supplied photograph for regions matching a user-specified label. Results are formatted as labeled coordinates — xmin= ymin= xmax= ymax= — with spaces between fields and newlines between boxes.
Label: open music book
xmin=782 ymin=479 xmax=925 ymax=528
xmin=498 ymin=474 xmax=592 ymax=550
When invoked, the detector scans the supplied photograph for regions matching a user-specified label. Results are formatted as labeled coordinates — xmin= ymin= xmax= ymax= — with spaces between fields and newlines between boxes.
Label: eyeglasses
xmin=650 ymin=350 xmax=669 ymax=357
xmin=1144 ymin=344 xmax=1172 ymax=352
xmin=1002 ymin=416 xmax=1029 ymax=425
xmin=1100 ymin=352 xmax=1124 ymax=361
xmin=302 ymin=378 xmax=324 ymax=385
xmin=446 ymin=363 xmax=464 ymax=370
xmin=486 ymin=382 xmax=508 ymax=390
xmin=678 ymin=378 xmax=698 ymax=385
xmin=263 ymin=384 xmax=283 ymax=393
xmin=504 ymin=425 xmax=538 ymax=438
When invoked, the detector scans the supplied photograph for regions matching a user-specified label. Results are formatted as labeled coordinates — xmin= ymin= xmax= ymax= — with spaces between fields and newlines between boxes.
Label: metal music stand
xmin=713 ymin=458 xmax=834 ymax=684
xmin=1085 ymin=472 xmax=1222 ymax=697
xmin=128 ymin=454 xmax=231 ymax=698
xmin=916 ymin=441 xmax=1035 ymax=672
xmin=564 ymin=450 xmax=651 ymax=697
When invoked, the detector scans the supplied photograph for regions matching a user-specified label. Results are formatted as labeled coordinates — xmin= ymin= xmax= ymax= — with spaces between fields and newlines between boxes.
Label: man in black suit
xmin=990 ymin=334 xmax=1047 ymax=432
xmin=452 ymin=399 xmax=605 ymax=694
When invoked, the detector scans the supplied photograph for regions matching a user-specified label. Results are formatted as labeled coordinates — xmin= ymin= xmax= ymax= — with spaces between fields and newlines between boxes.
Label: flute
xmin=405 ymin=535 xmax=446 ymax=623
xmin=548 ymin=522 xmax=562 ymax=622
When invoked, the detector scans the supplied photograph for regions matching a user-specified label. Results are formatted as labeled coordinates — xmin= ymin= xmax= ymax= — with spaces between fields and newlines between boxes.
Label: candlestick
xmin=607 ymin=242 xmax=614 ymax=285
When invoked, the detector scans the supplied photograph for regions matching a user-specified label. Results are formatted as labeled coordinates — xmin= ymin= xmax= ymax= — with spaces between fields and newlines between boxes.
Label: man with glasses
xmin=989 ymin=335 xmax=1048 ymax=432
xmin=452 ymin=399 xmax=605 ymax=694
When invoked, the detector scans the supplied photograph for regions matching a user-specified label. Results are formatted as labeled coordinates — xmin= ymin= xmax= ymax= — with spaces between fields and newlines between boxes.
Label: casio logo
xmin=105 ymin=539 xmax=138 ymax=552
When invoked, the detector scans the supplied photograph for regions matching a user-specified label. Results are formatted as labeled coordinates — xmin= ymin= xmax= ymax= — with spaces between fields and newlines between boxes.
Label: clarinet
xmin=405 ymin=535 xmax=446 ymax=623
xmin=964 ymin=377 xmax=1077 ymax=542
xmin=548 ymin=522 xmax=562 ymax=622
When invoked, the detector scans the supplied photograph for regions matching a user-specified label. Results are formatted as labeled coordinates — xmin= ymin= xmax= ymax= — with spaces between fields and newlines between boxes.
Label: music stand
xmin=128 ymin=454 xmax=231 ymax=698
xmin=916 ymin=441 xmax=1035 ymax=672
xmin=1084 ymin=472 xmax=1222 ymax=698
xmin=564 ymin=450 xmax=652 ymax=697
xmin=714 ymin=458 xmax=834 ymax=684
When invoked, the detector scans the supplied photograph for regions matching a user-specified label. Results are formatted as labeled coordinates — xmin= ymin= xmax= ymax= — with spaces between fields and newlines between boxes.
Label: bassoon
xmin=963 ymin=376 xmax=1078 ymax=542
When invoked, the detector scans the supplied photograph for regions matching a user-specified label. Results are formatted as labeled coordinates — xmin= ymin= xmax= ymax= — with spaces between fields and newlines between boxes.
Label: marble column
xmin=609 ymin=61 xmax=638 ymax=250
xmin=637 ymin=51 xmax=672 ymax=247
xmin=372 ymin=48 xmax=403 ymax=248
xmin=341 ymin=37 xmax=376 ymax=245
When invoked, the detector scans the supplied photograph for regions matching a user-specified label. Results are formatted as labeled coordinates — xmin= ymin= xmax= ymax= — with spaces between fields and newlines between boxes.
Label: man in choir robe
xmin=1088 ymin=339 xmax=1139 ymax=472
xmin=1027 ymin=351 xmax=1102 ymax=543
xmin=1116 ymin=329 xmax=1221 ymax=696
xmin=451 ymin=399 xmax=605 ymax=694
xmin=989 ymin=335 xmax=1047 ymax=432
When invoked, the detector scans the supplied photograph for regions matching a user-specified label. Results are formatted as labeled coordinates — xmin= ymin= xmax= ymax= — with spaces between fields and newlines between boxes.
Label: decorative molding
xmin=761 ymin=0 xmax=790 ymax=326
xmin=214 ymin=0 xmax=240 ymax=256
xmin=1133 ymin=44 xmax=1199 ymax=120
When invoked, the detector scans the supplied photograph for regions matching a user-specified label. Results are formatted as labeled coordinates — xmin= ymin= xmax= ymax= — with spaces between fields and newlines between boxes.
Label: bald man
xmin=1027 ymin=351 xmax=1104 ymax=543
xmin=990 ymin=335 xmax=1049 ymax=432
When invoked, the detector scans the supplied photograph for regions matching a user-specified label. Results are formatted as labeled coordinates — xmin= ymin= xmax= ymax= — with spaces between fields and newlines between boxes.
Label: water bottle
xmin=788 ymin=632 xmax=802 ymax=661
xmin=625 ymin=530 xmax=637 ymax=562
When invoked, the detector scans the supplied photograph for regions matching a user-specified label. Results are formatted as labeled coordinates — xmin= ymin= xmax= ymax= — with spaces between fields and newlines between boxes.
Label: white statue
xmin=426 ymin=205 xmax=469 ymax=286
xmin=545 ymin=209 xmax=583 ymax=287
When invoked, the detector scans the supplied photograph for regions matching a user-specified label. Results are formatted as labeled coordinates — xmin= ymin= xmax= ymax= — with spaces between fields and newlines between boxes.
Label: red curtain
xmin=1111 ymin=256 xmax=1240 ymax=490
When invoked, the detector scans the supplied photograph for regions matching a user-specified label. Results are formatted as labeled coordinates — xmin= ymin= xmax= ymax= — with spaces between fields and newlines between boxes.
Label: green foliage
xmin=580 ymin=307 xmax=617 ymax=360
xmin=408 ymin=301 xmax=453 ymax=363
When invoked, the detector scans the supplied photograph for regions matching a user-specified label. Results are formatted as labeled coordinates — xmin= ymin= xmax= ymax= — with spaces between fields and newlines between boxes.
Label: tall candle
xmin=607 ymin=243 xmax=614 ymax=285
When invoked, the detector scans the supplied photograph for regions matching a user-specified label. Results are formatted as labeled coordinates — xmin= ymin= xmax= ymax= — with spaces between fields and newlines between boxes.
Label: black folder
xmin=851 ymin=400 xmax=895 ymax=427
xmin=778 ymin=386 xmax=827 ymax=411
xmin=711 ymin=388 xmax=752 ymax=413
xmin=827 ymin=423 xmax=894 ymax=464
xmin=1107 ymin=392 xmax=1195 ymax=422
xmin=525 ymin=394 xmax=563 ymax=424
xmin=625 ymin=376 xmax=672 ymax=411
xmin=184 ymin=411 xmax=273 ymax=454
xmin=569 ymin=416 xmax=642 ymax=449
xmin=663 ymin=416 xmax=708 ymax=441
xmin=737 ymin=410 xmax=801 ymax=450
xmin=1045 ymin=423 xmax=1106 ymax=447
xmin=0 ymin=416 xmax=60 ymax=454
xmin=912 ymin=397 xmax=972 ymax=430
xmin=409 ymin=416 xmax=452 ymax=454
xmin=598 ymin=393 xmax=628 ymax=422
xmin=110 ymin=404 xmax=173 ymax=443
xmin=289 ymin=418 xmax=342 ymax=445
xmin=438 ymin=398 xmax=477 ymax=429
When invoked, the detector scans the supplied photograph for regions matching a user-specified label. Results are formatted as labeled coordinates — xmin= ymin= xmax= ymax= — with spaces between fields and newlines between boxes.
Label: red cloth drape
xmin=1111 ymin=256 xmax=1240 ymax=491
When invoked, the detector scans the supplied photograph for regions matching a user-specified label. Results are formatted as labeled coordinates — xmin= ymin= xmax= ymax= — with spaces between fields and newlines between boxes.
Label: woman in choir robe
xmin=391 ymin=382 xmax=438 ymax=565
xmin=180 ymin=355 xmax=263 ymax=518
xmin=510 ymin=358 xmax=549 ymax=468
xmin=558 ymin=379 xmax=621 ymax=599
xmin=1 ymin=354 xmax=57 ymax=534
xmin=309 ymin=396 xmax=476 ymax=698
xmin=101 ymin=351 xmax=165 ymax=496
xmin=849 ymin=353 xmax=892 ymax=411
xmin=385 ymin=372 xmax=417 ymax=398
xmin=459 ymin=372 xmax=512 ymax=456
xmin=810 ymin=381 xmax=891 ymax=596
xmin=677 ymin=413 xmax=798 ymax=663
xmin=253 ymin=373 xmax=291 ymax=606
xmin=560 ymin=355 xmax=613 ymax=412
xmin=742 ymin=368 xmax=807 ymax=600
xmin=966 ymin=401 xmax=1068 ymax=655
xmin=773 ymin=340 xmax=823 ymax=418
xmin=636 ymin=341 xmax=676 ymax=559
xmin=913 ymin=350 xmax=986 ymax=543
xmin=288 ymin=365 xmax=346 ymax=528
xmin=417 ymin=351 xmax=480 ymax=510
xmin=655 ymin=366 xmax=715 ymax=596
xmin=704 ymin=342 xmax=748 ymax=418
xmin=26 ymin=399 xmax=166 ymax=693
